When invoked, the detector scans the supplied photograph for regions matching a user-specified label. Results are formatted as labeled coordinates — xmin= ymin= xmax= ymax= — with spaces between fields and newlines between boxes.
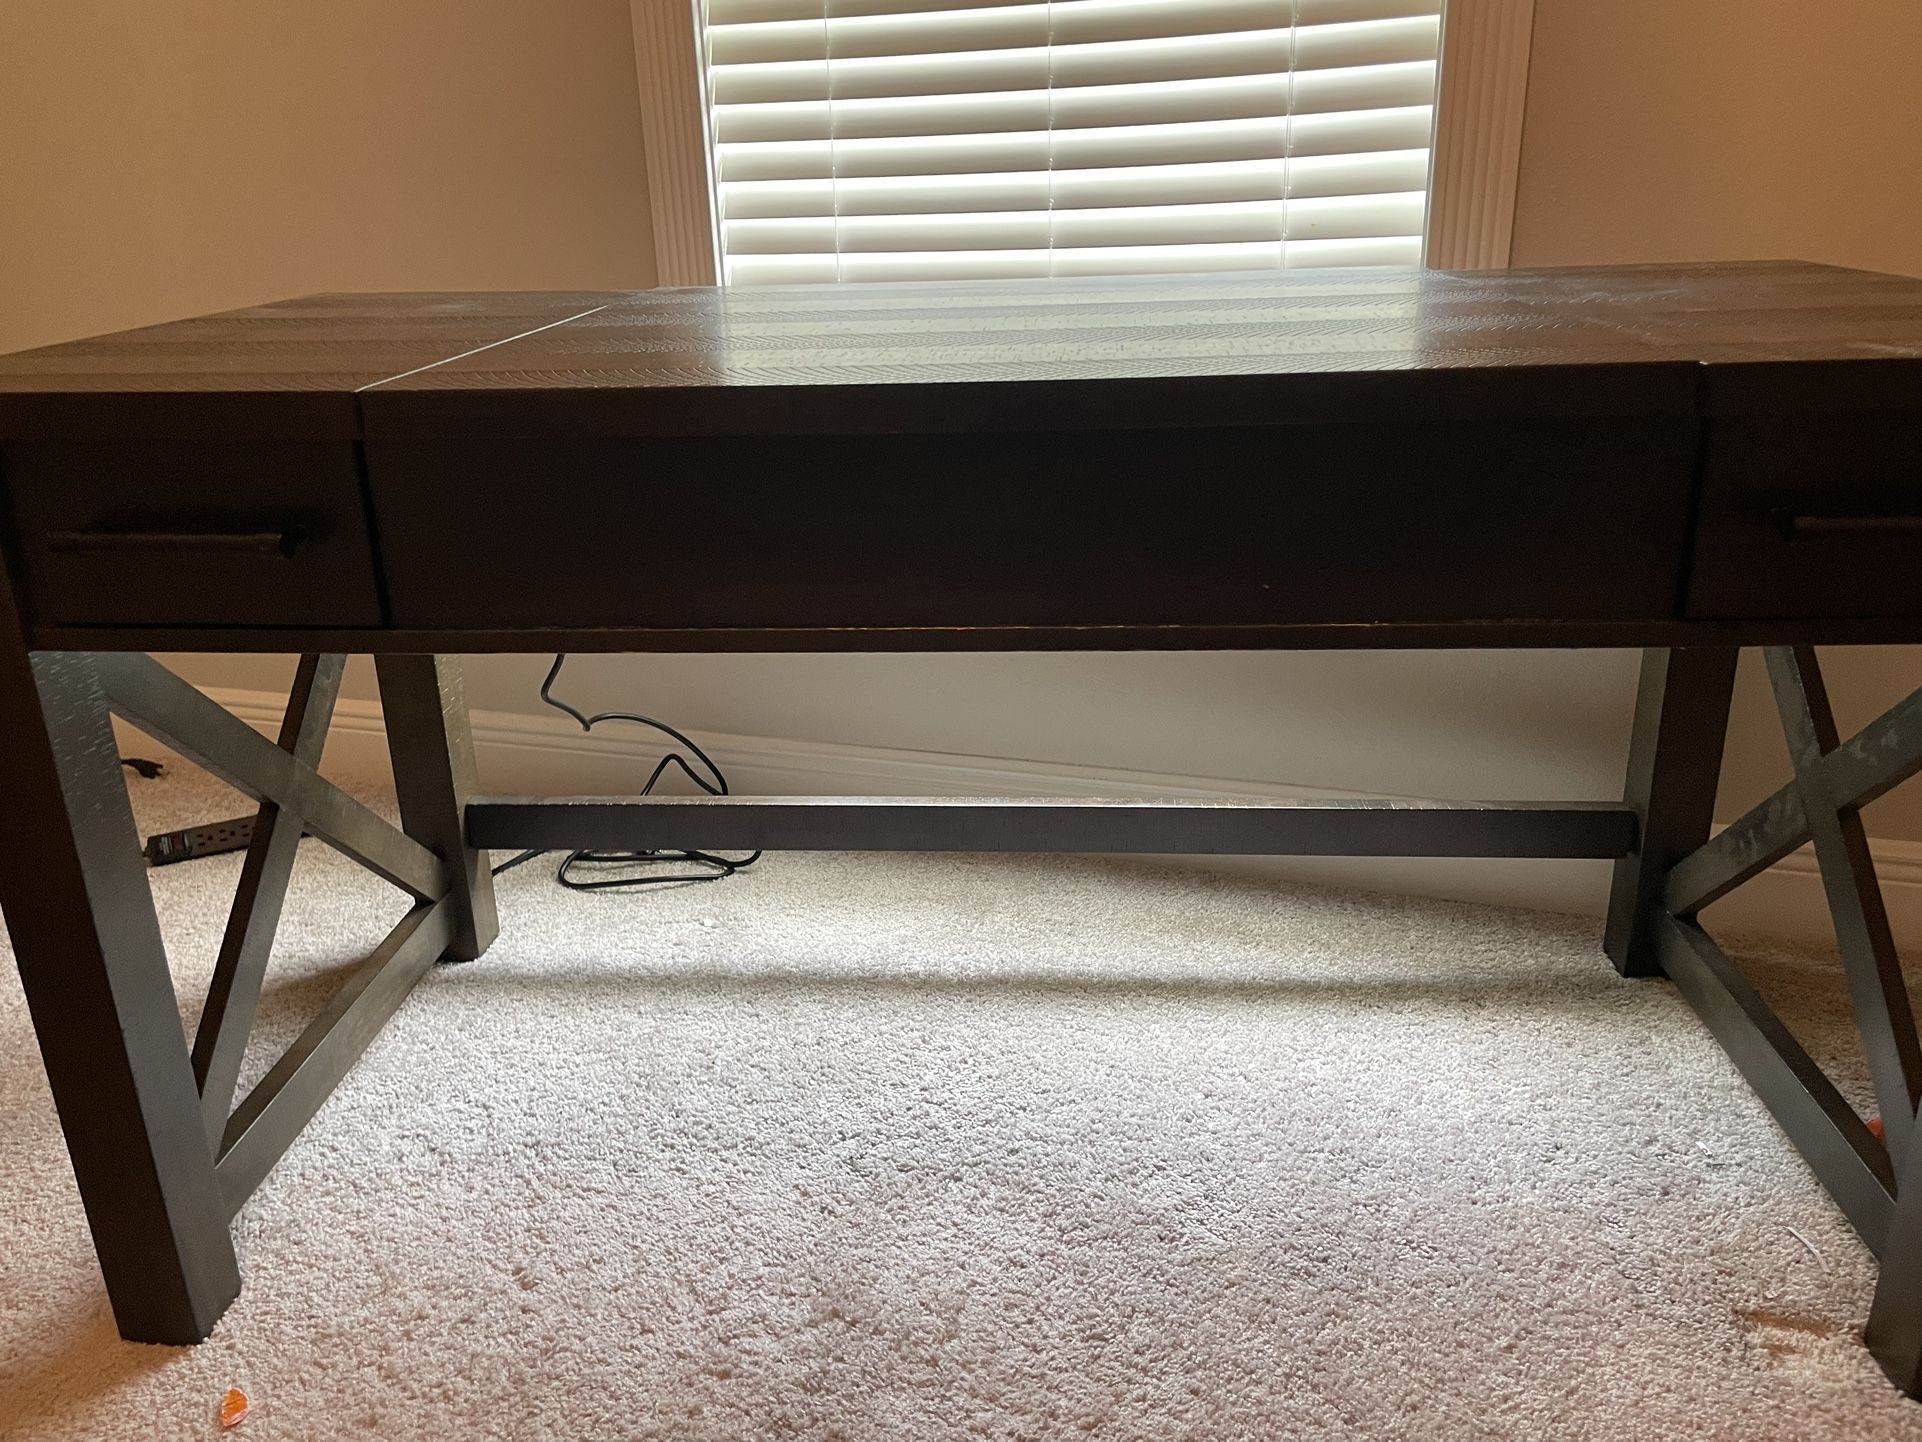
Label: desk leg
xmin=375 ymin=656 xmax=498 ymax=961
xmin=0 ymin=649 xmax=240 ymax=1343
xmin=1604 ymin=647 xmax=1738 ymax=977
xmin=1871 ymin=1127 xmax=1922 ymax=1394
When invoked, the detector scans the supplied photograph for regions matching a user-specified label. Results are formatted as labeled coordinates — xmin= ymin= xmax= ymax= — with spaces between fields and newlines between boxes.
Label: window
xmin=697 ymin=0 xmax=1443 ymax=286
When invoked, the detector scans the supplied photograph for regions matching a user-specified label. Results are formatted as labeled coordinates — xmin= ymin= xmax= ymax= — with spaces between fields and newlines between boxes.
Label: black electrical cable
xmin=489 ymin=654 xmax=761 ymax=891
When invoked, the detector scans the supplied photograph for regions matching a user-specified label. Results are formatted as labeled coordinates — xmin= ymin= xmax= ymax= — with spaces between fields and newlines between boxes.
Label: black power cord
xmin=489 ymin=654 xmax=762 ymax=892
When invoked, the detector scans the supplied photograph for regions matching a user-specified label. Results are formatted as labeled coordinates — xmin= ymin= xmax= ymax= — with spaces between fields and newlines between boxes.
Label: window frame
xmin=1425 ymin=0 xmax=1536 ymax=268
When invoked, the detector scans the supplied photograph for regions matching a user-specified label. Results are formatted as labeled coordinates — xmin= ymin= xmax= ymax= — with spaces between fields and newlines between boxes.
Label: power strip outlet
xmin=144 ymin=816 xmax=258 ymax=867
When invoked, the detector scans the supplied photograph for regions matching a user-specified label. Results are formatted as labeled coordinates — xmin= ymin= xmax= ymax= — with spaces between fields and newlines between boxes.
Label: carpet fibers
xmin=3 ymin=768 xmax=1921 ymax=1440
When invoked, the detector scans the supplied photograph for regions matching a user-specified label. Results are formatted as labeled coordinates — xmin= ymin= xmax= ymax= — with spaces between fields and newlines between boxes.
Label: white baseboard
xmin=119 ymin=685 xmax=1922 ymax=951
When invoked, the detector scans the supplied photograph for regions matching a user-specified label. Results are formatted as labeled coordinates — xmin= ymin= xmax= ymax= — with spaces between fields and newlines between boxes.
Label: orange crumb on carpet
xmin=218 ymin=1388 xmax=249 ymax=1429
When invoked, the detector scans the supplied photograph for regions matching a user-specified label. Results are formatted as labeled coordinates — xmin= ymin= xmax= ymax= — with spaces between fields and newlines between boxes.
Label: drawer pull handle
xmin=1775 ymin=513 xmax=1922 ymax=542
xmin=46 ymin=527 xmax=306 ymax=559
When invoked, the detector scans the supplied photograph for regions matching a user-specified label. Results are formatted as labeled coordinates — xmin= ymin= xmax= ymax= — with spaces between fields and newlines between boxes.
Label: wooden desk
xmin=5 ymin=261 xmax=1922 ymax=1393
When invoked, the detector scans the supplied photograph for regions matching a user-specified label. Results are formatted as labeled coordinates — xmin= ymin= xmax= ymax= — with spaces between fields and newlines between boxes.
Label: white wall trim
xmin=631 ymin=0 xmax=719 ymax=286
xmin=1426 ymin=0 xmax=1538 ymax=270
xmin=117 ymin=685 xmax=1922 ymax=953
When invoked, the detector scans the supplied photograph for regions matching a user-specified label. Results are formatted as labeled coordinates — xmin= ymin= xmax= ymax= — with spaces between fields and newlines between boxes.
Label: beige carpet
xmin=2 ymin=766 xmax=1921 ymax=1440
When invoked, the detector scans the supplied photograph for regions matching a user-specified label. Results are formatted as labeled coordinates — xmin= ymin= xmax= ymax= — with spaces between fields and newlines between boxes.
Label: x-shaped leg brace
xmin=2 ymin=650 xmax=492 ymax=1342
xmin=1618 ymin=645 xmax=1922 ymax=1392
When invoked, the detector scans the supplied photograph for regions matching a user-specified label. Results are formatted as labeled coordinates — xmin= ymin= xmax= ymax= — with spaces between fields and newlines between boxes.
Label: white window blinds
xmin=701 ymin=0 xmax=1441 ymax=286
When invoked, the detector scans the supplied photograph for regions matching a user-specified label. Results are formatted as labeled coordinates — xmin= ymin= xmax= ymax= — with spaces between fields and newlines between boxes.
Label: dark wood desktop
xmin=4 ymin=261 xmax=1922 ymax=1394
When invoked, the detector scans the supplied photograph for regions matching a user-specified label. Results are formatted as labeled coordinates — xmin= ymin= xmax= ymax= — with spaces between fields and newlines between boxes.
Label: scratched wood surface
xmin=0 ymin=293 xmax=616 ymax=439
xmin=355 ymin=260 xmax=1922 ymax=437
xmin=4 ymin=261 xmax=1921 ymax=645
xmin=3 ymin=261 xmax=1920 ymax=438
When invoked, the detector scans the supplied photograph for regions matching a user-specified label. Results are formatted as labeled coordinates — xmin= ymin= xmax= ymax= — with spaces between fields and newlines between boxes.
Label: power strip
xmin=144 ymin=816 xmax=258 ymax=867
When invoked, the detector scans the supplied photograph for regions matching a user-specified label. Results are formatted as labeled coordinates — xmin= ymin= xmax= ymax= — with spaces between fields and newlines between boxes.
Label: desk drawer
xmin=1686 ymin=413 xmax=1922 ymax=619
xmin=4 ymin=441 xmax=384 ymax=628
xmin=372 ymin=420 xmax=1696 ymax=631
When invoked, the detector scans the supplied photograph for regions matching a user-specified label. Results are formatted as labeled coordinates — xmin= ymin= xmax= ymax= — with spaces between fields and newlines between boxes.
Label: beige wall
xmin=0 ymin=0 xmax=655 ymax=353
xmin=6 ymin=0 xmax=1922 ymax=915
xmin=1510 ymin=0 xmax=1922 ymax=845
xmin=1512 ymin=0 xmax=1922 ymax=279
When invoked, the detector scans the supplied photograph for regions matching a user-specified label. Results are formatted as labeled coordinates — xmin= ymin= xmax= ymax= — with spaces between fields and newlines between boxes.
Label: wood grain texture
xmin=353 ymin=261 xmax=1922 ymax=438
xmin=0 ymin=293 xmax=615 ymax=439
xmin=1 ymin=262 xmax=1917 ymax=440
xmin=5 ymin=261 xmax=1922 ymax=643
